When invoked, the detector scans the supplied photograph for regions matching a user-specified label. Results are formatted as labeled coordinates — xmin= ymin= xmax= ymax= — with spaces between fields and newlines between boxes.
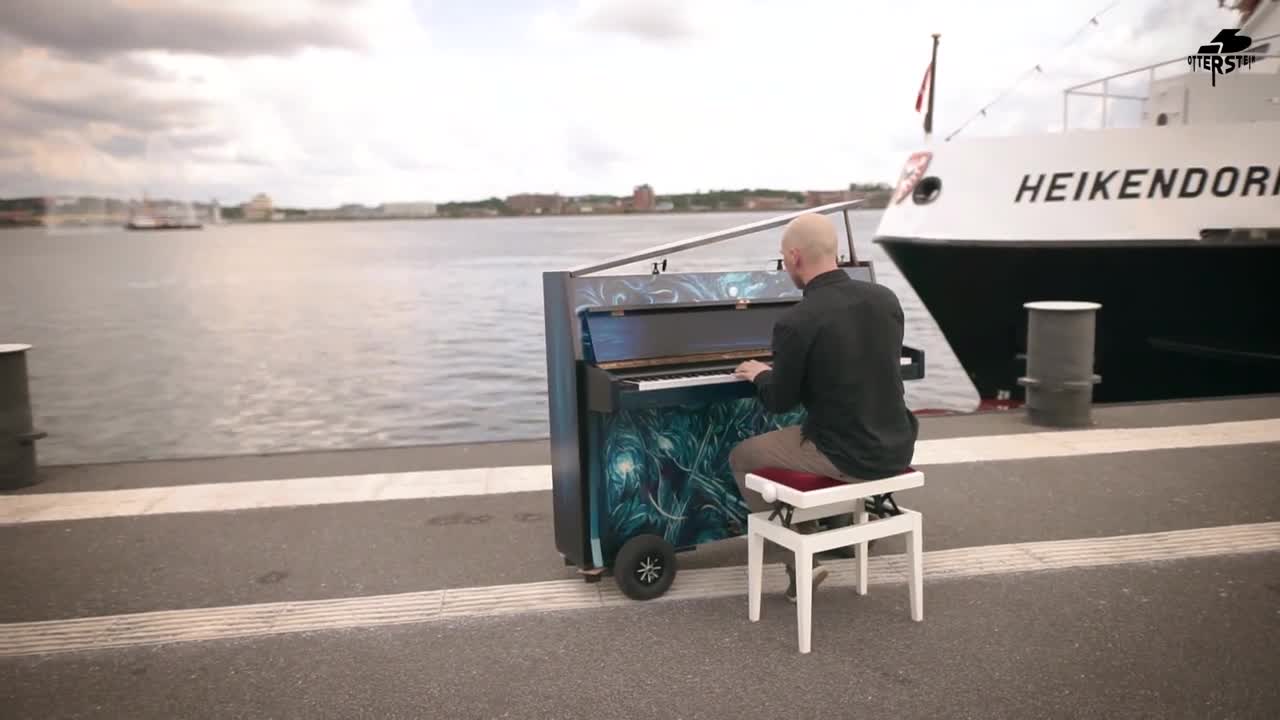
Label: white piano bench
xmin=744 ymin=467 xmax=925 ymax=654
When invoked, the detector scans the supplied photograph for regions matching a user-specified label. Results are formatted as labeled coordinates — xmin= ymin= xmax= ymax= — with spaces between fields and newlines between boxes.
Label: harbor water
xmin=0 ymin=210 xmax=977 ymax=465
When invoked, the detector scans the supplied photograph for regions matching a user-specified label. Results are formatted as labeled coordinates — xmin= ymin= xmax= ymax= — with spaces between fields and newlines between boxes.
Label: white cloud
xmin=575 ymin=0 xmax=701 ymax=44
xmin=0 ymin=0 xmax=1243 ymax=206
xmin=0 ymin=0 xmax=370 ymax=59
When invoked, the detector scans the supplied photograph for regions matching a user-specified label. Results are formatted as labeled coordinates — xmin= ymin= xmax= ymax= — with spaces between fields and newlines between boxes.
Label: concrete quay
xmin=1 ymin=395 xmax=1278 ymax=719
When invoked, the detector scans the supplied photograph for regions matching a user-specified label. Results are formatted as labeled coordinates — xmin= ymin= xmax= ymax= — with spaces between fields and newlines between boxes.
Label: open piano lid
xmin=581 ymin=297 xmax=797 ymax=366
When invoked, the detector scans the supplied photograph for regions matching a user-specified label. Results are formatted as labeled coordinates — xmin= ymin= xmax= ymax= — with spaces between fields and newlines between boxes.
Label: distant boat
xmin=125 ymin=203 xmax=203 ymax=230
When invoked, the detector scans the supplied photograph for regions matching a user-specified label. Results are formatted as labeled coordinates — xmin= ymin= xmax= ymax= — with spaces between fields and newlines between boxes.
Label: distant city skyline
xmin=0 ymin=181 xmax=893 ymax=227
xmin=2 ymin=180 xmax=893 ymax=208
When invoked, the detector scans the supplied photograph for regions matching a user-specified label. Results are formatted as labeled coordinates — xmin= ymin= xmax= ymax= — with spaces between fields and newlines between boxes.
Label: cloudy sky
xmin=0 ymin=0 xmax=1237 ymax=207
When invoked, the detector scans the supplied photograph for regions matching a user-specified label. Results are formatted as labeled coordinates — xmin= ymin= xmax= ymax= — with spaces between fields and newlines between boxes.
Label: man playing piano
xmin=729 ymin=212 xmax=919 ymax=601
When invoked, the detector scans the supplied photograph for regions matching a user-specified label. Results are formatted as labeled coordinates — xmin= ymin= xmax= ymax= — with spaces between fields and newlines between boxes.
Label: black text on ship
xmin=1015 ymin=166 xmax=1280 ymax=203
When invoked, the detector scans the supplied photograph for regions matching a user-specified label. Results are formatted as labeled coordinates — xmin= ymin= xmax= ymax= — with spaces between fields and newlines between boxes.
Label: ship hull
xmin=879 ymin=237 xmax=1280 ymax=404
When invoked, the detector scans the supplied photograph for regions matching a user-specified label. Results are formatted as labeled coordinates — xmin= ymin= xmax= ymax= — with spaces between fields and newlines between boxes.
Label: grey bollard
xmin=1 ymin=344 xmax=47 ymax=489
xmin=1016 ymin=302 xmax=1102 ymax=428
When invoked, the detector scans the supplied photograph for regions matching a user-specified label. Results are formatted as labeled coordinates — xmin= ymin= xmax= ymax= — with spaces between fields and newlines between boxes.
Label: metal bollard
xmin=1016 ymin=302 xmax=1102 ymax=428
xmin=1 ymin=344 xmax=47 ymax=489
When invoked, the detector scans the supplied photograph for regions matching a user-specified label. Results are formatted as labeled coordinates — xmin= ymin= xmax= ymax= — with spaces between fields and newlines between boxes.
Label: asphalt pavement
xmin=1 ymin=395 xmax=1277 ymax=719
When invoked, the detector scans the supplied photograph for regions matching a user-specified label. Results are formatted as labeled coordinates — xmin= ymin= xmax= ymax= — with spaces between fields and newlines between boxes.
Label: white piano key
xmin=633 ymin=373 xmax=744 ymax=391
xmin=631 ymin=357 xmax=911 ymax=392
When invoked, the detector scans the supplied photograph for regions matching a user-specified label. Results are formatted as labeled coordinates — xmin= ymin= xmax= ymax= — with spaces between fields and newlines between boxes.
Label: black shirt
xmin=752 ymin=268 xmax=919 ymax=479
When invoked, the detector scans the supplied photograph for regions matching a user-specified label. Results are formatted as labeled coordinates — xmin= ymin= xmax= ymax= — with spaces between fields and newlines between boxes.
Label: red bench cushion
xmin=751 ymin=466 xmax=916 ymax=492
xmin=750 ymin=467 xmax=846 ymax=492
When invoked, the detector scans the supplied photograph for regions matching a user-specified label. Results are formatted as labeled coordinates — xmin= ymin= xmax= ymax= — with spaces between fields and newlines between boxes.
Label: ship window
xmin=913 ymin=176 xmax=942 ymax=205
xmin=1156 ymin=112 xmax=1169 ymax=126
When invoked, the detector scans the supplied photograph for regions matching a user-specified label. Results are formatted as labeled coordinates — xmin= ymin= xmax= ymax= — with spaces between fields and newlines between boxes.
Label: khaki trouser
xmin=729 ymin=425 xmax=864 ymax=514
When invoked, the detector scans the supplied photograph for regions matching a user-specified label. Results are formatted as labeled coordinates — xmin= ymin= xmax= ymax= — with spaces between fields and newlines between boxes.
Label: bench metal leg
xmin=748 ymin=523 xmax=764 ymax=623
xmin=855 ymin=507 xmax=869 ymax=596
xmin=907 ymin=512 xmax=923 ymax=622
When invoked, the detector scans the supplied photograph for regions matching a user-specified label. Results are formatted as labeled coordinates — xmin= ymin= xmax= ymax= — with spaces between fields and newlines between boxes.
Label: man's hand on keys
xmin=733 ymin=360 xmax=771 ymax=382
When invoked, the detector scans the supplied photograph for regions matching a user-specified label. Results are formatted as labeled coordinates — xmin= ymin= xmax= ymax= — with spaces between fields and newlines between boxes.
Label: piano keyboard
xmin=631 ymin=357 xmax=913 ymax=392
xmin=633 ymin=370 xmax=742 ymax=392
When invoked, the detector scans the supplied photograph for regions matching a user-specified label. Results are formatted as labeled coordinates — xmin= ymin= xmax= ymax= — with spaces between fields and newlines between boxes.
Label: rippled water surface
xmin=0 ymin=210 xmax=976 ymax=464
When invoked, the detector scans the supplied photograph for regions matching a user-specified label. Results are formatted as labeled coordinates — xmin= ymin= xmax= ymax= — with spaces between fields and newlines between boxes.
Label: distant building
xmin=805 ymin=190 xmax=857 ymax=207
xmin=243 ymin=193 xmax=273 ymax=221
xmin=381 ymin=201 xmax=437 ymax=218
xmin=338 ymin=204 xmax=377 ymax=219
xmin=807 ymin=188 xmax=893 ymax=208
xmin=506 ymin=193 xmax=563 ymax=215
xmin=655 ymin=201 xmax=674 ymax=212
xmin=0 ymin=197 xmax=47 ymax=226
xmin=632 ymin=184 xmax=655 ymax=212
xmin=745 ymin=196 xmax=802 ymax=211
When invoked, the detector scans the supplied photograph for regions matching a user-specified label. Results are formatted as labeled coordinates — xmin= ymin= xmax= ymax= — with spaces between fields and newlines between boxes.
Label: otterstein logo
xmin=1186 ymin=29 xmax=1258 ymax=86
xmin=1014 ymin=166 xmax=1280 ymax=203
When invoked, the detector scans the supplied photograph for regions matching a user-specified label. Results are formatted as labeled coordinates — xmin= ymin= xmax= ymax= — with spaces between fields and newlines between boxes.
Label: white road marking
xmin=2 ymin=521 xmax=1276 ymax=657
xmin=0 ymin=464 xmax=551 ymax=525
xmin=1 ymin=419 xmax=1277 ymax=526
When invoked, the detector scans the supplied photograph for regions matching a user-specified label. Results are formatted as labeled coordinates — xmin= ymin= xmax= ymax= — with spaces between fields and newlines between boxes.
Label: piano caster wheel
xmin=614 ymin=534 xmax=677 ymax=601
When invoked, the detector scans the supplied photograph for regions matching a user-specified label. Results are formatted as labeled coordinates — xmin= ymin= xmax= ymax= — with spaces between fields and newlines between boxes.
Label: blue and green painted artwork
xmin=597 ymin=399 xmax=806 ymax=561
xmin=572 ymin=270 xmax=803 ymax=312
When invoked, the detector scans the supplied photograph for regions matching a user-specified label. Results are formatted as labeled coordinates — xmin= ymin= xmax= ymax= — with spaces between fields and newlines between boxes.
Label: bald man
xmin=729 ymin=213 xmax=918 ymax=600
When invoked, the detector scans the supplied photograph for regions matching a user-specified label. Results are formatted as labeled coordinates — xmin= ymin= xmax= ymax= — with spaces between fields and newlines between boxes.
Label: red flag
xmin=915 ymin=64 xmax=932 ymax=112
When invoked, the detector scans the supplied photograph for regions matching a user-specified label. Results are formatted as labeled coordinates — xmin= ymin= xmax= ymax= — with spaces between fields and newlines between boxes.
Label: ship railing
xmin=568 ymin=199 xmax=866 ymax=277
xmin=1062 ymin=36 xmax=1279 ymax=130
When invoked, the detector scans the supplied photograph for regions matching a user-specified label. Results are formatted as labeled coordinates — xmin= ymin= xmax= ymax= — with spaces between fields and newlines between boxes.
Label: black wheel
xmin=613 ymin=534 xmax=676 ymax=600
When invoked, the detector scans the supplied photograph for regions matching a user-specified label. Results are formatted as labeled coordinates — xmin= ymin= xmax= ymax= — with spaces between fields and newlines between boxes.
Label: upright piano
xmin=541 ymin=203 xmax=925 ymax=594
xmin=582 ymin=297 xmax=923 ymax=413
